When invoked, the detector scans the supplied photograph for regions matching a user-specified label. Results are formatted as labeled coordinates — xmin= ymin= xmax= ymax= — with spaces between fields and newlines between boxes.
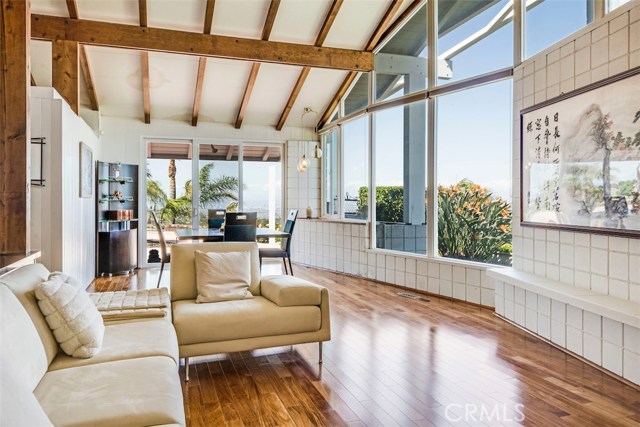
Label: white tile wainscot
xmin=488 ymin=268 xmax=640 ymax=386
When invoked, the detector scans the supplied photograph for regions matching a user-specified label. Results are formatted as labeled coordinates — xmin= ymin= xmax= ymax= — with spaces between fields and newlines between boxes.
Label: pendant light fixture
xmin=298 ymin=107 xmax=320 ymax=173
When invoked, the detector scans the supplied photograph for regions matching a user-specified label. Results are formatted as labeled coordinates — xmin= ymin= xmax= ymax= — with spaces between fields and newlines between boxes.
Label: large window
xmin=323 ymin=130 xmax=339 ymax=216
xmin=525 ymin=0 xmax=592 ymax=58
xmin=436 ymin=80 xmax=513 ymax=265
xmin=438 ymin=0 xmax=513 ymax=84
xmin=342 ymin=117 xmax=368 ymax=220
xmin=373 ymin=101 xmax=427 ymax=254
xmin=375 ymin=4 xmax=427 ymax=102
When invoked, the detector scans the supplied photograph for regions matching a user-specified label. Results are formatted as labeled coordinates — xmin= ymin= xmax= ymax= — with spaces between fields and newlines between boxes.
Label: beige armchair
xmin=169 ymin=242 xmax=330 ymax=380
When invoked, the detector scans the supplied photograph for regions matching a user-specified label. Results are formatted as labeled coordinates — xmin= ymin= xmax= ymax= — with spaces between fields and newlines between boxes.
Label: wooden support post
xmin=0 ymin=0 xmax=31 ymax=254
xmin=52 ymin=39 xmax=79 ymax=114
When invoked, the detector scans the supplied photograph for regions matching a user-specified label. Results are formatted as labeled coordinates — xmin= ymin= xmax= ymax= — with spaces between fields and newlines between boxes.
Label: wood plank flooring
xmin=91 ymin=262 xmax=640 ymax=426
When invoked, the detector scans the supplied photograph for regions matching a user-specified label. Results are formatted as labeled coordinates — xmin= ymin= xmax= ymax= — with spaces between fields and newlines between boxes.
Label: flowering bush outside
xmin=438 ymin=179 xmax=512 ymax=265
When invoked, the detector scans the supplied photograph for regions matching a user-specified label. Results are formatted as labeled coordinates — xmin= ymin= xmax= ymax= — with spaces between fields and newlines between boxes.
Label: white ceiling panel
xmin=323 ymin=0 xmax=393 ymax=49
xmin=289 ymin=67 xmax=348 ymax=128
xmin=269 ymin=0 xmax=329 ymax=45
xmin=148 ymin=0 xmax=207 ymax=32
xmin=31 ymin=40 xmax=52 ymax=87
xmin=84 ymin=45 xmax=144 ymax=119
xmin=31 ymin=0 xmax=68 ymax=16
xmin=244 ymin=63 xmax=303 ymax=126
xmin=76 ymin=0 xmax=139 ymax=25
xmin=211 ymin=0 xmax=270 ymax=39
xmin=148 ymin=52 xmax=200 ymax=121
xmin=198 ymin=58 xmax=255 ymax=124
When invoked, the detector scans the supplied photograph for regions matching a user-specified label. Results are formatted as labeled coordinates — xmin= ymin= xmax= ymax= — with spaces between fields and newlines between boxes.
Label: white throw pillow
xmin=35 ymin=276 xmax=105 ymax=358
xmin=195 ymin=250 xmax=254 ymax=303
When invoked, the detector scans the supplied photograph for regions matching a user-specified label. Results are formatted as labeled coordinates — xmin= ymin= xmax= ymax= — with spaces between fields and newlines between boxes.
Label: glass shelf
xmin=98 ymin=177 xmax=134 ymax=184
xmin=98 ymin=197 xmax=134 ymax=203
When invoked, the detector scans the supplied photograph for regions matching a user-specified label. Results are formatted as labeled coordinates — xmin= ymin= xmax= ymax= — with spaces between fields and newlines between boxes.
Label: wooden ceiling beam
xmin=52 ymin=39 xmax=79 ymax=114
xmin=203 ymin=0 xmax=215 ymax=34
xmin=226 ymin=146 xmax=234 ymax=161
xmin=276 ymin=0 xmax=344 ymax=130
xmin=65 ymin=0 xmax=78 ymax=19
xmin=79 ymin=45 xmax=99 ymax=110
xmin=31 ymin=14 xmax=373 ymax=71
xmin=141 ymin=51 xmax=150 ymax=124
xmin=191 ymin=57 xmax=206 ymax=126
xmin=262 ymin=147 xmax=270 ymax=161
xmin=317 ymin=0 xmax=404 ymax=129
xmin=191 ymin=0 xmax=216 ymax=126
xmin=234 ymin=62 xmax=260 ymax=129
xmin=234 ymin=0 xmax=280 ymax=129
xmin=138 ymin=0 xmax=148 ymax=27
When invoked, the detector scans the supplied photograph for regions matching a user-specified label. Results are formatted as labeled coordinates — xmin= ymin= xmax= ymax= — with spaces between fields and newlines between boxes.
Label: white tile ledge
xmin=487 ymin=268 xmax=640 ymax=328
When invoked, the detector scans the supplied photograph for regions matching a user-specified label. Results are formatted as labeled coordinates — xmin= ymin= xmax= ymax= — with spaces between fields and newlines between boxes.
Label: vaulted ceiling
xmin=30 ymin=0 xmax=418 ymax=130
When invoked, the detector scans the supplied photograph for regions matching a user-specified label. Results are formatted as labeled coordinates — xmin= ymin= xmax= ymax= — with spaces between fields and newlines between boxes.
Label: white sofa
xmin=0 ymin=264 xmax=185 ymax=427
xmin=170 ymin=242 xmax=331 ymax=380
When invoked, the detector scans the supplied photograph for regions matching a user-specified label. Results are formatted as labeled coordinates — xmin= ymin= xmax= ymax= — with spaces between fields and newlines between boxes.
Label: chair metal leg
xmin=282 ymin=258 xmax=289 ymax=275
xmin=288 ymin=255 xmax=293 ymax=276
xmin=157 ymin=261 xmax=165 ymax=288
xmin=185 ymin=357 xmax=190 ymax=382
xmin=318 ymin=342 xmax=323 ymax=364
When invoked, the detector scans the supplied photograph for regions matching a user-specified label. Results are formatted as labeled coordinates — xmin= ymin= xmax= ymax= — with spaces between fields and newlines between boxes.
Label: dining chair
xmin=259 ymin=209 xmax=298 ymax=275
xmin=223 ymin=212 xmax=257 ymax=242
xmin=207 ymin=209 xmax=226 ymax=229
xmin=150 ymin=211 xmax=170 ymax=288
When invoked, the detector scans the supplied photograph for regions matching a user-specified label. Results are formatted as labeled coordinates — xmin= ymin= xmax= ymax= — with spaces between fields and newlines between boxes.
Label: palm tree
xmin=185 ymin=163 xmax=239 ymax=208
xmin=168 ymin=159 xmax=176 ymax=200
xmin=146 ymin=178 xmax=167 ymax=211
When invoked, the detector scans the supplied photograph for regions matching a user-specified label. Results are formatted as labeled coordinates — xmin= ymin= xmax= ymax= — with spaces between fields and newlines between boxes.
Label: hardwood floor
xmin=91 ymin=262 xmax=640 ymax=426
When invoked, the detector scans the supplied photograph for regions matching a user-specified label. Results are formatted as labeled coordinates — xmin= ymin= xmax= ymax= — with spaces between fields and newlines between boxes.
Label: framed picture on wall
xmin=520 ymin=66 xmax=640 ymax=236
xmin=79 ymin=142 xmax=93 ymax=198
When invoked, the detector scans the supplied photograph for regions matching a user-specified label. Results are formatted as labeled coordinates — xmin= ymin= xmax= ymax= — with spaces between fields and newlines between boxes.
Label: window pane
xmin=608 ymin=0 xmax=631 ymax=12
xmin=436 ymin=79 xmax=513 ymax=265
xmin=438 ymin=0 xmax=513 ymax=85
xmin=373 ymin=100 xmax=427 ymax=254
xmin=375 ymin=4 xmax=427 ymax=102
xmin=323 ymin=130 xmax=339 ymax=216
xmin=198 ymin=144 xmax=239 ymax=226
xmin=242 ymin=145 xmax=282 ymax=232
xmin=525 ymin=0 xmax=592 ymax=59
xmin=342 ymin=117 xmax=368 ymax=220
xmin=344 ymin=74 xmax=368 ymax=116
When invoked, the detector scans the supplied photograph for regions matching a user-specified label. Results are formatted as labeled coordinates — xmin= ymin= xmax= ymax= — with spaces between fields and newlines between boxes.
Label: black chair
xmin=259 ymin=209 xmax=298 ymax=275
xmin=223 ymin=212 xmax=257 ymax=242
xmin=207 ymin=209 xmax=226 ymax=229
xmin=150 ymin=211 xmax=170 ymax=288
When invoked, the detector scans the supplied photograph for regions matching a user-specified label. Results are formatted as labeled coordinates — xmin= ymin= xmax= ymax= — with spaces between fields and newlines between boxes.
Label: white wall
xmin=30 ymin=88 xmax=100 ymax=286
xmin=512 ymin=4 xmax=640 ymax=303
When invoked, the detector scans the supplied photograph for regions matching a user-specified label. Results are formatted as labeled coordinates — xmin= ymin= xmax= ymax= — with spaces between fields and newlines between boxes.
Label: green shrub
xmin=438 ymin=179 xmax=512 ymax=265
xmin=358 ymin=186 xmax=404 ymax=223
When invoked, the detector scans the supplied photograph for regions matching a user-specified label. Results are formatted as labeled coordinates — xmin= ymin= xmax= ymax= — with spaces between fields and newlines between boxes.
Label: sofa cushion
xmin=195 ymin=250 xmax=253 ymax=303
xmin=170 ymin=242 xmax=261 ymax=302
xmin=0 ymin=285 xmax=49 ymax=392
xmin=34 ymin=356 xmax=185 ymax=427
xmin=36 ymin=275 xmax=105 ymax=358
xmin=0 ymin=264 xmax=59 ymax=364
xmin=48 ymin=318 xmax=179 ymax=371
xmin=0 ymin=357 xmax=52 ymax=427
xmin=172 ymin=296 xmax=321 ymax=345
xmin=261 ymin=275 xmax=323 ymax=306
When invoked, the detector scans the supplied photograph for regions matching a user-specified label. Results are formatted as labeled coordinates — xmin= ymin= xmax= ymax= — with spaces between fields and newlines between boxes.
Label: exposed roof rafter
xmin=141 ymin=51 xmax=150 ymax=124
xmin=79 ymin=45 xmax=99 ymax=110
xmin=203 ymin=0 xmax=215 ymax=34
xmin=234 ymin=0 xmax=281 ymax=129
xmin=138 ymin=0 xmax=148 ymax=27
xmin=65 ymin=0 xmax=78 ymax=19
xmin=191 ymin=57 xmax=206 ymax=126
xmin=276 ymin=0 xmax=344 ymax=130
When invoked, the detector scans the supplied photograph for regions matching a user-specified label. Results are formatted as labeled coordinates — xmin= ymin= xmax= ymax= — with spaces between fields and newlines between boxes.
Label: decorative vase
xmin=306 ymin=206 xmax=312 ymax=219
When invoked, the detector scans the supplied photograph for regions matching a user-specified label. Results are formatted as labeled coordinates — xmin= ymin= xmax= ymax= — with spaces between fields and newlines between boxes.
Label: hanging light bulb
xmin=301 ymin=154 xmax=309 ymax=169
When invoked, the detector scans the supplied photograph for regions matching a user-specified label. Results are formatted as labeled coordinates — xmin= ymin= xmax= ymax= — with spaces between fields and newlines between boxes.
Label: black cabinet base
xmin=98 ymin=230 xmax=137 ymax=276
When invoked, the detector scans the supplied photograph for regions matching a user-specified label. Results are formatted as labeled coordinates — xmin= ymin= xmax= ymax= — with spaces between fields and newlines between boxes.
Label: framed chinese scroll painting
xmin=520 ymin=67 xmax=640 ymax=236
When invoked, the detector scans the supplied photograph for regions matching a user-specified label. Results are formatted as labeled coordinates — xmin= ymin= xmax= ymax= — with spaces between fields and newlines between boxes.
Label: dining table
xmin=174 ymin=227 xmax=289 ymax=241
